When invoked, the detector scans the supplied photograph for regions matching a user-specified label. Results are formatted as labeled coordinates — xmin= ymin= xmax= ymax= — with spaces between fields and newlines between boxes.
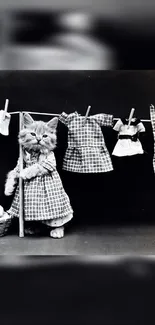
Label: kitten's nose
xmin=36 ymin=137 xmax=41 ymax=143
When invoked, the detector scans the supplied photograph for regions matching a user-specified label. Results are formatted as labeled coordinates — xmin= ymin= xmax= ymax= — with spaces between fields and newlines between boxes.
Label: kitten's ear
xmin=23 ymin=113 xmax=34 ymax=127
xmin=47 ymin=117 xmax=58 ymax=130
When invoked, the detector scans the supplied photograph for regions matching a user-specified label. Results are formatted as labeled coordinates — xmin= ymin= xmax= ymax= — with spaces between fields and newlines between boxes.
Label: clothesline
xmin=9 ymin=111 xmax=152 ymax=122
xmin=114 ymin=118 xmax=151 ymax=122
xmin=9 ymin=111 xmax=59 ymax=117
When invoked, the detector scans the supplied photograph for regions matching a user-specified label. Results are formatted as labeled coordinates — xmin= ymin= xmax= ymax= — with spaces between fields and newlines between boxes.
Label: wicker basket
xmin=0 ymin=213 xmax=12 ymax=237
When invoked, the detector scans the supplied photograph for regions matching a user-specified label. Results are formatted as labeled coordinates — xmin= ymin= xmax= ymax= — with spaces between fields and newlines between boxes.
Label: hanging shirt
xmin=112 ymin=118 xmax=145 ymax=157
xmin=150 ymin=106 xmax=155 ymax=172
xmin=59 ymin=111 xmax=114 ymax=173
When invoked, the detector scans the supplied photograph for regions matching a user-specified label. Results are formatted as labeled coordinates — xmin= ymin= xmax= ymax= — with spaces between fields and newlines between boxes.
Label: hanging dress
xmin=7 ymin=150 xmax=73 ymax=227
xmin=112 ymin=117 xmax=146 ymax=219
xmin=59 ymin=111 xmax=114 ymax=173
xmin=112 ymin=118 xmax=145 ymax=157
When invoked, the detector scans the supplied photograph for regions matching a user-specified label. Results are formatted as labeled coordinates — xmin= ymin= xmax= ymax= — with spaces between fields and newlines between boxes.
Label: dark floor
xmin=1 ymin=223 xmax=155 ymax=254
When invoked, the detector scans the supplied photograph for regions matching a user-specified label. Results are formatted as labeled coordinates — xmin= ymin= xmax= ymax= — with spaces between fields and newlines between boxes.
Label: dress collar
xmin=121 ymin=118 xmax=141 ymax=126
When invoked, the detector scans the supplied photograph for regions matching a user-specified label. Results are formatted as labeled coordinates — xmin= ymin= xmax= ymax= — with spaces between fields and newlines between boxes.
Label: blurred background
xmin=0 ymin=1 xmax=155 ymax=69
xmin=0 ymin=256 xmax=155 ymax=324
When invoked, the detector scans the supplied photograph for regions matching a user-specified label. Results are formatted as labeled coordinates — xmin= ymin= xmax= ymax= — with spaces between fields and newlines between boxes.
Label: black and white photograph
xmin=0 ymin=2 xmax=155 ymax=325
xmin=0 ymin=70 xmax=155 ymax=254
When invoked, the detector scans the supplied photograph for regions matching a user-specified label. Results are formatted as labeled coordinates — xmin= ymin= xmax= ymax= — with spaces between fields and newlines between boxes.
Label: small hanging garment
xmin=150 ymin=105 xmax=155 ymax=173
xmin=59 ymin=111 xmax=114 ymax=173
xmin=0 ymin=110 xmax=11 ymax=136
xmin=0 ymin=99 xmax=11 ymax=136
xmin=112 ymin=118 xmax=145 ymax=157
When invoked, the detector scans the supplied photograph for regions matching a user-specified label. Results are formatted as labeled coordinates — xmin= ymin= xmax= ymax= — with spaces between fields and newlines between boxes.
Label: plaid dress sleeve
xmin=150 ymin=106 xmax=155 ymax=129
xmin=91 ymin=113 xmax=114 ymax=127
xmin=150 ymin=106 xmax=155 ymax=172
xmin=59 ymin=112 xmax=70 ymax=126
xmin=40 ymin=152 xmax=56 ymax=172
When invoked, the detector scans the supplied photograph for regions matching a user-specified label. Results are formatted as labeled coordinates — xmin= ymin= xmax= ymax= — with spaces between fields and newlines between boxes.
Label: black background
xmin=0 ymin=257 xmax=155 ymax=325
xmin=0 ymin=70 xmax=155 ymax=225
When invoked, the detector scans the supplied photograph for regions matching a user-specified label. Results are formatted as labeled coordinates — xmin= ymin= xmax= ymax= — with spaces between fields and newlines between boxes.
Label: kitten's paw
xmin=20 ymin=166 xmax=39 ymax=180
xmin=20 ymin=169 xmax=33 ymax=180
xmin=5 ymin=185 xmax=14 ymax=196
xmin=50 ymin=226 xmax=64 ymax=238
xmin=20 ymin=170 xmax=27 ymax=180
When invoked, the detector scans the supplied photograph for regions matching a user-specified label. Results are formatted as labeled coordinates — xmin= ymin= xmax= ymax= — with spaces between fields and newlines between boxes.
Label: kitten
xmin=5 ymin=114 xmax=58 ymax=194
xmin=5 ymin=113 xmax=73 ymax=238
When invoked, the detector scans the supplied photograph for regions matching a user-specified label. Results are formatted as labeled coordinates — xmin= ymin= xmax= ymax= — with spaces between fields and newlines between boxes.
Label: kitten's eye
xmin=43 ymin=134 xmax=48 ymax=138
xmin=31 ymin=132 xmax=36 ymax=136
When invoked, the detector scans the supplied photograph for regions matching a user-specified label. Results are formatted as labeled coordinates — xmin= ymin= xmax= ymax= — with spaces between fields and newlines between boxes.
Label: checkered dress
xmin=150 ymin=106 xmax=155 ymax=173
xmin=7 ymin=151 xmax=73 ymax=226
xmin=59 ymin=112 xmax=114 ymax=173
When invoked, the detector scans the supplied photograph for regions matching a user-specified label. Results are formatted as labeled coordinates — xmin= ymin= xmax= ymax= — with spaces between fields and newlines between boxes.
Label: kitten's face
xmin=19 ymin=114 xmax=58 ymax=153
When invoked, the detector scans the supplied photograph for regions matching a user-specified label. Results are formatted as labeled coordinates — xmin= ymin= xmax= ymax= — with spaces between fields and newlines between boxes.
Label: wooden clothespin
xmin=0 ymin=99 xmax=11 ymax=136
xmin=127 ymin=108 xmax=135 ymax=129
xmin=83 ymin=105 xmax=91 ymax=126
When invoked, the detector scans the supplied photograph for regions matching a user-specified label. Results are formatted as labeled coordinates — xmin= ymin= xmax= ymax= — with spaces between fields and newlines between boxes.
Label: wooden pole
xmin=19 ymin=112 xmax=24 ymax=238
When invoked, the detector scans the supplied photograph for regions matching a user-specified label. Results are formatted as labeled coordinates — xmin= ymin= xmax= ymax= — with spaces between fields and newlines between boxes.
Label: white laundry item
xmin=112 ymin=118 xmax=145 ymax=157
xmin=0 ymin=110 xmax=11 ymax=136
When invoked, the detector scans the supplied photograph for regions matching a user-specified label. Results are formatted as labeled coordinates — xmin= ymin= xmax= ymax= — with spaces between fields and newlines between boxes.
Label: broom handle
xmin=19 ymin=112 xmax=24 ymax=238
